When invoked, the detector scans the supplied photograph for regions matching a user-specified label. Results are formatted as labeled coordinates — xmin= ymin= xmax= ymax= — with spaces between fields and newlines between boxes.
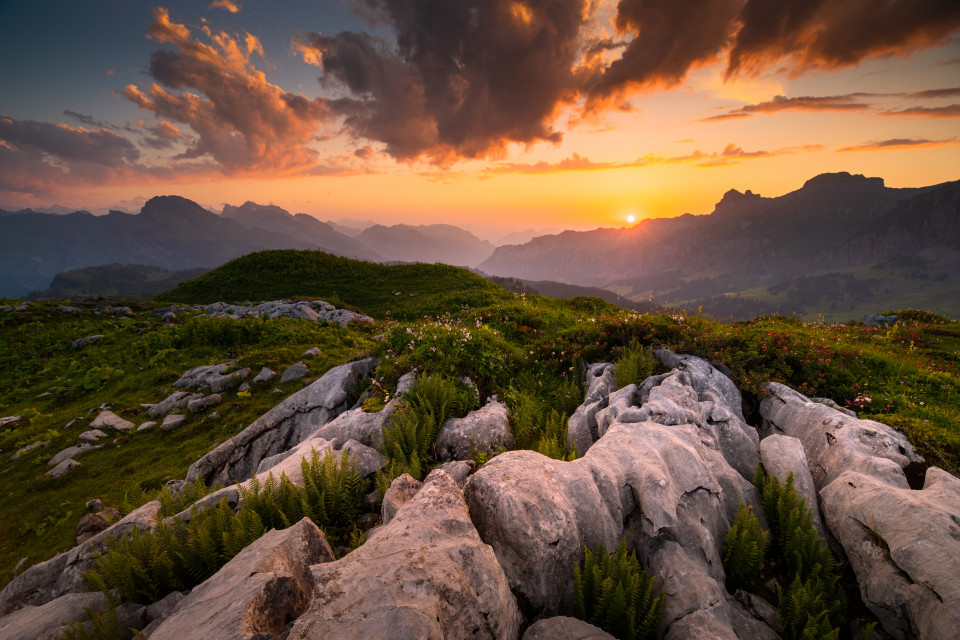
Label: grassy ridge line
xmin=160 ymin=250 xmax=507 ymax=319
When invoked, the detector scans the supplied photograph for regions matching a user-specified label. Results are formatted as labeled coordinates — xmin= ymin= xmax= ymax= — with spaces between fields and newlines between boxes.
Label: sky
xmin=1 ymin=1 xmax=959 ymax=238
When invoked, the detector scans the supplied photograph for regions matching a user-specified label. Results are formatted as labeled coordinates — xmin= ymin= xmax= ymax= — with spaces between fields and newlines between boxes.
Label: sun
xmin=626 ymin=214 xmax=636 ymax=224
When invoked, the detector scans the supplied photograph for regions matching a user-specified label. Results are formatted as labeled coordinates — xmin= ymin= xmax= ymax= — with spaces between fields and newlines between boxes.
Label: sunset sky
xmin=1 ymin=1 xmax=958 ymax=238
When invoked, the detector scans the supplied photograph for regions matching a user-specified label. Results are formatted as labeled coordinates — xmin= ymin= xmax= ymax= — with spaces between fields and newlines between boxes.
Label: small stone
xmin=64 ymin=419 xmax=77 ymax=429
xmin=272 ymin=388 xmax=284 ymax=394
xmin=47 ymin=459 xmax=81 ymax=479
xmin=302 ymin=347 xmax=322 ymax=357
xmin=86 ymin=498 xmax=106 ymax=512
xmin=138 ymin=421 xmax=156 ymax=432
xmin=162 ymin=311 xmax=176 ymax=322
xmin=237 ymin=381 xmax=250 ymax=392
xmin=161 ymin=414 xmax=186 ymax=431
xmin=12 ymin=440 xmax=49 ymax=460
xmin=71 ymin=335 xmax=103 ymax=349
xmin=75 ymin=508 xmax=122 ymax=544
xmin=252 ymin=367 xmax=275 ymax=383
xmin=205 ymin=411 xmax=220 ymax=421
xmin=0 ymin=416 xmax=21 ymax=427
xmin=187 ymin=394 xmax=222 ymax=414
xmin=48 ymin=443 xmax=95 ymax=466
xmin=10 ymin=557 xmax=28 ymax=578
xmin=280 ymin=361 xmax=309 ymax=383
xmin=79 ymin=429 xmax=108 ymax=442
xmin=90 ymin=410 xmax=135 ymax=431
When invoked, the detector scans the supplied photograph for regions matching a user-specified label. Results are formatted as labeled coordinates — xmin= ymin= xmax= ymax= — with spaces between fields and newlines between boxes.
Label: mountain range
xmin=0 ymin=198 xmax=496 ymax=297
xmin=480 ymin=172 xmax=960 ymax=318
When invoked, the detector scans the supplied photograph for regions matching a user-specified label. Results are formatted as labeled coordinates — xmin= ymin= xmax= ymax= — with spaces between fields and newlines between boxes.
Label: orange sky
xmin=1 ymin=2 xmax=958 ymax=238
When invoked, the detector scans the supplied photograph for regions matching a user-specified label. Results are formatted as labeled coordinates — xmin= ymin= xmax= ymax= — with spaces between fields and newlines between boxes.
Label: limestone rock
xmin=12 ymin=440 xmax=49 ymax=460
xmin=435 ymin=459 xmax=476 ymax=487
xmin=434 ymin=399 xmax=514 ymax=461
xmin=146 ymin=391 xmax=193 ymax=419
xmin=303 ymin=347 xmax=322 ymax=357
xmin=0 ymin=592 xmax=107 ymax=640
xmin=0 ymin=500 xmax=161 ymax=614
xmin=137 ymin=421 xmax=156 ymax=431
xmin=759 ymin=434 xmax=825 ymax=536
xmin=89 ymin=410 xmax=134 ymax=431
xmin=382 ymin=473 xmax=422 ymax=525
xmin=187 ymin=393 xmax=222 ymax=413
xmin=160 ymin=414 xmax=185 ymax=431
xmin=46 ymin=459 xmax=80 ymax=479
xmin=47 ymin=443 xmax=95 ymax=466
xmin=148 ymin=518 xmax=334 ymax=640
xmin=0 ymin=416 xmax=21 ymax=427
xmin=821 ymin=467 xmax=960 ymax=640
xmin=71 ymin=335 xmax=103 ymax=349
xmin=523 ymin=617 xmax=616 ymax=640
xmin=186 ymin=358 xmax=377 ymax=486
xmin=78 ymin=429 xmax=107 ymax=442
xmin=311 ymin=401 xmax=397 ymax=449
xmin=288 ymin=470 xmax=522 ymax=639
xmin=174 ymin=363 xmax=250 ymax=393
xmin=75 ymin=508 xmax=121 ymax=544
xmin=760 ymin=382 xmax=922 ymax=490
xmin=252 ymin=367 xmax=275 ymax=383
xmin=280 ymin=361 xmax=309 ymax=383
xmin=583 ymin=363 xmax=616 ymax=405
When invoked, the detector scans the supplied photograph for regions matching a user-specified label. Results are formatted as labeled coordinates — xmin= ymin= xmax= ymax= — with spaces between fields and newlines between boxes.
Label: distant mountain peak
xmin=802 ymin=172 xmax=884 ymax=189
xmin=719 ymin=188 xmax=762 ymax=203
xmin=140 ymin=195 xmax=213 ymax=220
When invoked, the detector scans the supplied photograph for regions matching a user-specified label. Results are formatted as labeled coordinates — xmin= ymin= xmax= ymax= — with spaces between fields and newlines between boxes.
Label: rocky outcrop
xmin=821 ymin=468 xmax=960 ymax=640
xmin=381 ymin=473 xmax=422 ymax=525
xmin=193 ymin=299 xmax=373 ymax=327
xmin=0 ymin=592 xmax=107 ymax=640
xmin=310 ymin=401 xmax=397 ymax=448
xmin=89 ymin=409 xmax=135 ymax=431
xmin=46 ymin=459 xmax=81 ymax=479
xmin=146 ymin=391 xmax=200 ymax=419
xmin=567 ymin=363 xmax=615 ymax=457
xmin=523 ymin=616 xmax=616 ymax=640
xmin=759 ymin=434 xmax=825 ymax=536
xmin=185 ymin=358 xmax=377 ymax=486
xmin=288 ymin=470 xmax=522 ymax=639
xmin=434 ymin=399 xmax=514 ymax=461
xmin=0 ymin=501 xmax=161 ymax=615
xmin=174 ymin=363 xmax=250 ymax=394
xmin=148 ymin=518 xmax=334 ymax=640
xmin=760 ymin=382 xmax=922 ymax=489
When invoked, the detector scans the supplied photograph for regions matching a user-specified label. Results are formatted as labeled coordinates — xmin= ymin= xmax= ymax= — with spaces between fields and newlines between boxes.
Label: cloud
xmin=909 ymin=87 xmax=960 ymax=98
xmin=880 ymin=104 xmax=960 ymax=118
xmin=122 ymin=7 xmax=329 ymax=175
xmin=704 ymin=94 xmax=873 ymax=120
xmin=296 ymin=0 xmax=591 ymax=162
xmin=726 ymin=0 xmax=960 ymax=78
xmin=838 ymin=137 xmax=960 ymax=152
xmin=63 ymin=110 xmax=112 ymax=129
xmin=483 ymin=142 xmax=820 ymax=174
xmin=142 ymin=120 xmax=191 ymax=149
xmin=208 ymin=0 xmax=240 ymax=13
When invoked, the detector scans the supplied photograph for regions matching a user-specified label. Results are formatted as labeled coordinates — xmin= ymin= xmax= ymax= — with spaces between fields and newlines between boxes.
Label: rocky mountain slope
xmin=479 ymin=173 xmax=960 ymax=315
xmin=354 ymin=223 xmax=495 ymax=266
xmin=1 ymin=346 xmax=956 ymax=639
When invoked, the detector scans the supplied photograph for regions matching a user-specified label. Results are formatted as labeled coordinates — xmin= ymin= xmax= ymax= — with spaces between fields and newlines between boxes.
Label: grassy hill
xmin=161 ymin=250 xmax=507 ymax=319
xmin=2 ymin=250 xmax=959 ymax=600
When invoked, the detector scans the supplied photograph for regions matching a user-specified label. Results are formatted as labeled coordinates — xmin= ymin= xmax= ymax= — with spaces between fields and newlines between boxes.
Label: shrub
xmin=614 ymin=341 xmax=656 ymax=390
xmin=722 ymin=502 xmax=768 ymax=590
xmin=574 ymin=539 xmax=664 ymax=640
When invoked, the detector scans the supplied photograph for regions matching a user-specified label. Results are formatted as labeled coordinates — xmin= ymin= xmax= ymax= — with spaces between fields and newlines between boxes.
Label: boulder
xmin=47 ymin=443 xmax=95 ymax=466
xmin=75 ymin=508 xmax=121 ymax=544
xmin=760 ymin=382 xmax=922 ymax=490
xmin=148 ymin=518 xmax=334 ymax=640
xmin=89 ymin=410 xmax=135 ymax=431
xmin=0 ymin=592 xmax=108 ymax=640
xmin=174 ymin=363 xmax=250 ymax=393
xmin=280 ymin=361 xmax=309 ymax=383
xmin=186 ymin=358 xmax=377 ymax=486
xmin=303 ymin=346 xmax=322 ymax=357
xmin=0 ymin=416 xmax=20 ymax=427
xmin=311 ymin=401 xmax=397 ymax=448
xmin=78 ymin=429 xmax=107 ymax=442
xmin=12 ymin=440 xmax=49 ymax=460
xmin=0 ymin=501 xmax=161 ymax=614
xmin=381 ymin=473 xmax=422 ymax=525
xmin=137 ymin=421 xmax=156 ymax=432
xmin=71 ymin=335 xmax=103 ymax=349
xmin=523 ymin=617 xmax=616 ymax=640
xmin=759 ymin=434 xmax=825 ymax=536
xmin=146 ymin=391 xmax=193 ymax=419
xmin=434 ymin=399 xmax=514 ymax=462
xmin=820 ymin=467 xmax=960 ymax=640
xmin=160 ymin=414 xmax=185 ymax=431
xmin=46 ymin=459 xmax=81 ymax=479
xmin=187 ymin=393 xmax=222 ymax=414
xmin=435 ymin=460 xmax=476 ymax=487
xmin=252 ymin=367 xmax=275 ymax=383
xmin=288 ymin=470 xmax=522 ymax=639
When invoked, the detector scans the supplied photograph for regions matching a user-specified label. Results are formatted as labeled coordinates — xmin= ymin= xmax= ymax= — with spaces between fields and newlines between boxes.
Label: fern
xmin=614 ymin=341 xmax=656 ymax=390
xmin=722 ymin=502 xmax=768 ymax=590
xmin=536 ymin=409 xmax=577 ymax=461
xmin=55 ymin=595 xmax=143 ymax=640
xmin=156 ymin=477 xmax=221 ymax=519
xmin=574 ymin=540 xmax=664 ymax=640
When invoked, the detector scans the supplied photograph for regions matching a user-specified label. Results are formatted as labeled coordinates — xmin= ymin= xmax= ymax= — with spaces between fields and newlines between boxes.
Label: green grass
xmin=159 ymin=250 xmax=507 ymax=319
xmin=2 ymin=251 xmax=959 ymax=597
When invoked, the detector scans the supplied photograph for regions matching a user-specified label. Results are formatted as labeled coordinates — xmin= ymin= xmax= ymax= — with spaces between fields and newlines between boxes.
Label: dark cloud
xmin=122 ymin=7 xmax=329 ymax=174
xmin=881 ymin=104 xmax=960 ymax=118
xmin=63 ymin=110 xmax=111 ymax=129
xmin=838 ymin=137 xmax=960 ymax=152
xmin=705 ymin=94 xmax=873 ymax=120
xmin=727 ymin=0 xmax=960 ymax=77
xmin=298 ymin=0 xmax=590 ymax=161
xmin=588 ymin=0 xmax=743 ymax=99
xmin=909 ymin=87 xmax=960 ymax=98
xmin=142 ymin=121 xmax=191 ymax=149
